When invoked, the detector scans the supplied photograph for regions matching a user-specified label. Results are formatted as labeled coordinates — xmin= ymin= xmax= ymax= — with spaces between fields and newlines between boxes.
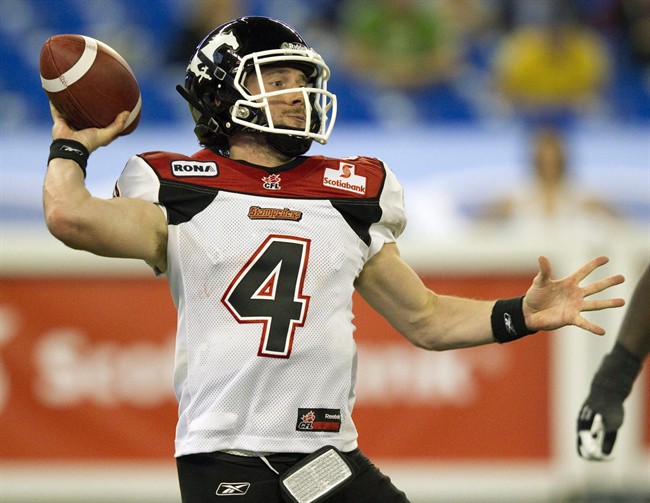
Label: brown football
xmin=39 ymin=34 xmax=141 ymax=135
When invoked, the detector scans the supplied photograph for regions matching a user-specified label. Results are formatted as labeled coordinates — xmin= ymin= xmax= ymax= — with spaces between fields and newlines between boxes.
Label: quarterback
xmin=43 ymin=16 xmax=625 ymax=503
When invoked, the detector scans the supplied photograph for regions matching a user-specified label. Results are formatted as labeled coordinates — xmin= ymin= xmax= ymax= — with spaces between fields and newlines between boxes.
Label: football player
xmin=44 ymin=16 xmax=625 ymax=503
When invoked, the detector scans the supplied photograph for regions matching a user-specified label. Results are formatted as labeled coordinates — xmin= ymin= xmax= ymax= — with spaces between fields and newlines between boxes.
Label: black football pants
xmin=176 ymin=448 xmax=411 ymax=502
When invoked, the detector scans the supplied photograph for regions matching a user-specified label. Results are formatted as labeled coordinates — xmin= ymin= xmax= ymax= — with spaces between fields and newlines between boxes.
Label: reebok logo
xmin=216 ymin=482 xmax=250 ymax=496
xmin=504 ymin=313 xmax=517 ymax=337
xmin=172 ymin=160 xmax=218 ymax=177
xmin=60 ymin=145 xmax=84 ymax=155
xmin=281 ymin=41 xmax=308 ymax=51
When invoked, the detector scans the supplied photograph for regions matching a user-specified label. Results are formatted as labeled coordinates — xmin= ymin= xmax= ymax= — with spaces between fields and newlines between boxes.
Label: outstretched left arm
xmin=355 ymin=244 xmax=625 ymax=350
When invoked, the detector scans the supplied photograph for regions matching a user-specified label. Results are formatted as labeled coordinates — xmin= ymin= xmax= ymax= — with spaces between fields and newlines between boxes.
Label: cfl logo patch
xmin=216 ymin=482 xmax=250 ymax=496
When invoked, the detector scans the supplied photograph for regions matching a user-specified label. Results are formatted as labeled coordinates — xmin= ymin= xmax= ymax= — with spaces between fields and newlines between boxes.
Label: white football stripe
xmin=124 ymin=94 xmax=142 ymax=128
xmin=40 ymin=36 xmax=98 ymax=92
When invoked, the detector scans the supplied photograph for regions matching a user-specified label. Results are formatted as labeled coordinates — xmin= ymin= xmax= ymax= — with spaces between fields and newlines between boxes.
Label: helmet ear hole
xmin=216 ymin=86 xmax=239 ymax=105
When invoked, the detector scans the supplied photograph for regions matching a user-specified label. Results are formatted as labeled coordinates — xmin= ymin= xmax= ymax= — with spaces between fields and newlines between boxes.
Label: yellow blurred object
xmin=493 ymin=25 xmax=610 ymax=108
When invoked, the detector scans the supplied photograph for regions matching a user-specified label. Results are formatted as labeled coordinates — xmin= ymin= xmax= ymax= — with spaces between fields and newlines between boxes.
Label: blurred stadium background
xmin=1 ymin=0 xmax=649 ymax=502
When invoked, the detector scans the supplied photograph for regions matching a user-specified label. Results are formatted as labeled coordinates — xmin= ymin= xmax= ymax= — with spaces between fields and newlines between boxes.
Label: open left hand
xmin=522 ymin=256 xmax=625 ymax=334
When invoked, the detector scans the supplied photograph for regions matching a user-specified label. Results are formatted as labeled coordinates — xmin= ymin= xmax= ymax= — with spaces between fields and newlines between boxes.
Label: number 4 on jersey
xmin=222 ymin=235 xmax=311 ymax=358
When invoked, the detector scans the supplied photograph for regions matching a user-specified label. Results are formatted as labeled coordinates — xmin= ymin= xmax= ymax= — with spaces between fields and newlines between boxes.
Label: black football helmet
xmin=177 ymin=16 xmax=337 ymax=156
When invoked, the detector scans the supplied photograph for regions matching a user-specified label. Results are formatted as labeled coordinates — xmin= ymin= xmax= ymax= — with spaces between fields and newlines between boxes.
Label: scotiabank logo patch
xmin=323 ymin=162 xmax=366 ymax=195
xmin=171 ymin=160 xmax=218 ymax=177
xmin=296 ymin=408 xmax=341 ymax=432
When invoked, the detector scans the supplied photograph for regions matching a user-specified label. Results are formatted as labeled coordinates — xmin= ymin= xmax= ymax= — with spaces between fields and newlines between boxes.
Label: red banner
xmin=353 ymin=275 xmax=550 ymax=460
xmin=0 ymin=274 xmax=556 ymax=461
xmin=0 ymin=277 xmax=177 ymax=460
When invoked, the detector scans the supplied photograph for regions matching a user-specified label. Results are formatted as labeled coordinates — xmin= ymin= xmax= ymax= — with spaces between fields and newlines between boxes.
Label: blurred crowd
xmin=163 ymin=0 xmax=650 ymax=127
xmin=1 ymin=0 xmax=649 ymax=129
xmin=1 ymin=0 xmax=648 ymax=232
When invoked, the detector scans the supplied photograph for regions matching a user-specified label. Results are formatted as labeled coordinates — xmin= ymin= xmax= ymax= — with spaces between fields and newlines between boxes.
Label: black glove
xmin=577 ymin=343 xmax=641 ymax=460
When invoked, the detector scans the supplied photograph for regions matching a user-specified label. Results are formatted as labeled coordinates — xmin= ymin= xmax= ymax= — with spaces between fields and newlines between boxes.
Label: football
xmin=39 ymin=34 xmax=142 ymax=135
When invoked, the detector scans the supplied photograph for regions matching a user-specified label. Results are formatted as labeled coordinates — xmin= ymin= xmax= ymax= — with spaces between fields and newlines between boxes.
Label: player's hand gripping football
xmin=50 ymin=102 xmax=129 ymax=154
xmin=521 ymin=256 xmax=625 ymax=335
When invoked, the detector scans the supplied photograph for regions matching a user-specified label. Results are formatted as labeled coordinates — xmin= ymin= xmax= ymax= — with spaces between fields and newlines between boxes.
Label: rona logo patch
xmin=172 ymin=160 xmax=218 ymax=177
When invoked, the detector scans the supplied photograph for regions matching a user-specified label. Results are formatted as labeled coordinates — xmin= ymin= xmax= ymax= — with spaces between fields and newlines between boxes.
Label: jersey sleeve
xmin=368 ymin=161 xmax=407 ymax=258
xmin=113 ymin=155 xmax=168 ymax=221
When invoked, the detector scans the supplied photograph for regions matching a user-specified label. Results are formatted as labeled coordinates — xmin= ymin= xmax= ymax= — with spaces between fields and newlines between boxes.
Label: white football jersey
xmin=114 ymin=149 xmax=406 ymax=457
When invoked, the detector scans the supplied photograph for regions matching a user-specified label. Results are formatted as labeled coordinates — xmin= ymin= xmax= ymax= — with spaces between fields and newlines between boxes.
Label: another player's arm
xmin=616 ymin=264 xmax=650 ymax=359
xmin=355 ymin=243 xmax=625 ymax=350
xmin=43 ymin=105 xmax=168 ymax=271
xmin=577 ymin=263 xmax=650 ymax=460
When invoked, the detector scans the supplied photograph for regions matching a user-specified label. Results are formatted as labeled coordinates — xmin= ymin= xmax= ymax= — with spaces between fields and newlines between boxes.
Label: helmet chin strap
xmin=264 ymin=132 xmax=313 ymax=158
